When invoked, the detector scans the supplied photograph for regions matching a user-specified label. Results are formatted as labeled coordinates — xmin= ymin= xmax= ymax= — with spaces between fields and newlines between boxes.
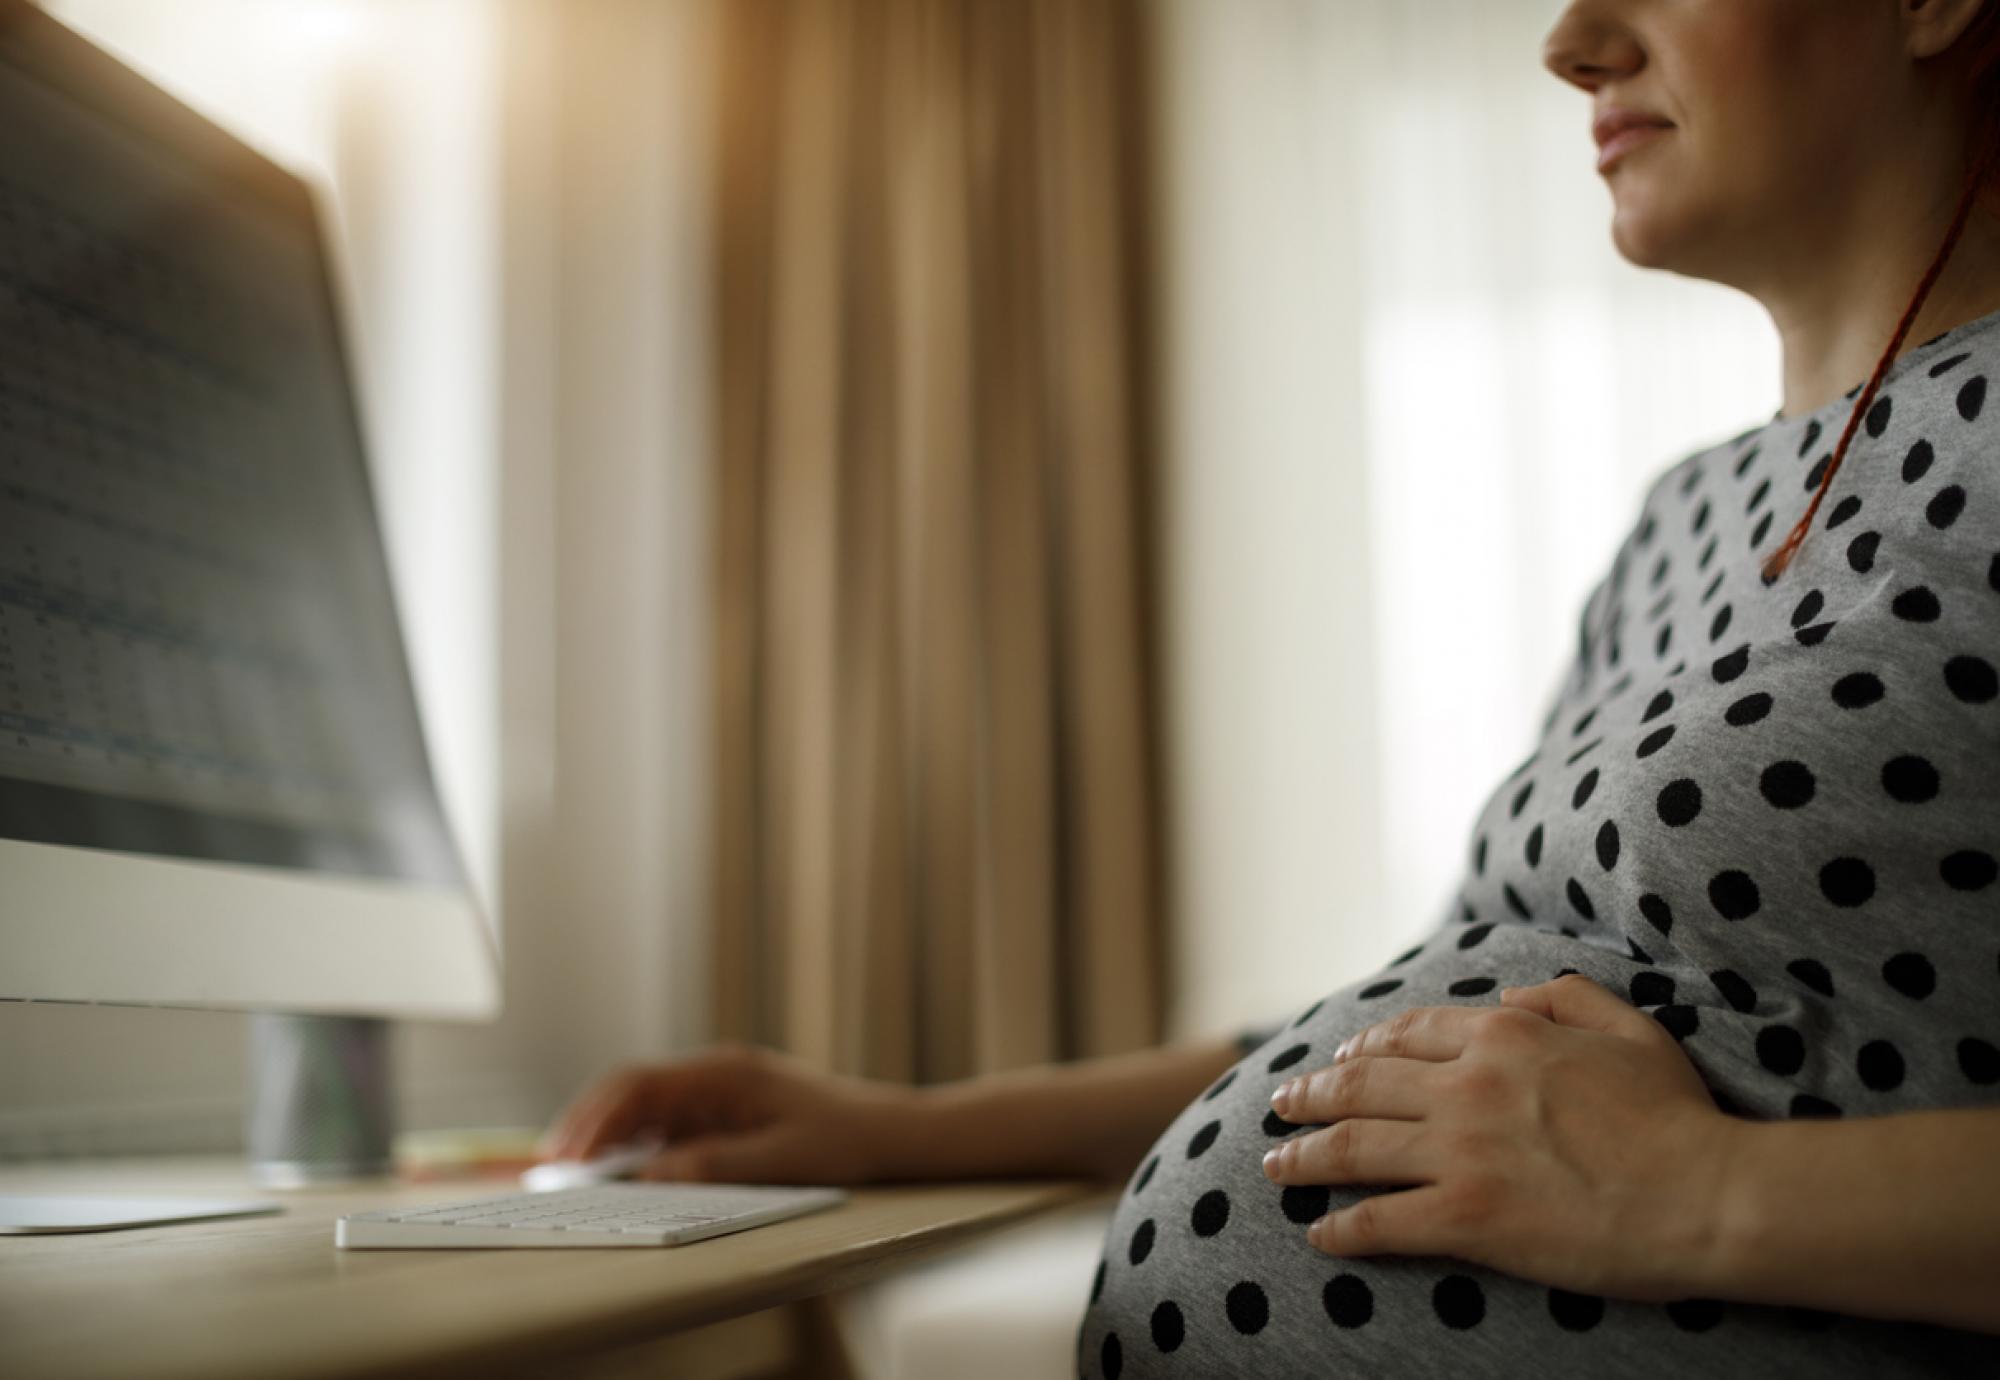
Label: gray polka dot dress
xmin=1078 ymin=305 xmax=2000 ymax=1378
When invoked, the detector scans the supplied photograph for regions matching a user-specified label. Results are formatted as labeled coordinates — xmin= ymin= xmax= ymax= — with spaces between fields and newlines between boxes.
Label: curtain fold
xmin=711 ymin=0 xmax=1164 ymax=1083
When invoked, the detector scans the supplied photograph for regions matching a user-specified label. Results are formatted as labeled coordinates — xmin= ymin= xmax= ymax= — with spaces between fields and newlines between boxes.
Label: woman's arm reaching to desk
xmin=543 ymin=1033 xmax=1244 ymax=1190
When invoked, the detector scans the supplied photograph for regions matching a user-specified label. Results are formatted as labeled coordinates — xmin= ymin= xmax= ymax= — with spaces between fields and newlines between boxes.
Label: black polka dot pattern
xmin=1225 ymin=1281 xmax=1269 ymax=1335
xmin=1818 ymin=857 xmax=1875 ymax=908
xmin=1942 ymin=850 xmax=1998 ymax=891
xmin=1881 ymin=952 xmax=1935 ymax=1000
xmin=1266 ymin=1043 xmax=1310 ymax=1073
xmin=1079 ymin=308 xmax=2000 ymax=1378
xmin=1708 ymin=870 xmax=1760 ymax=920
xmin=1726 ymin=692 xmax=1772 ymax=726
xmin=1189 ymin=1190 xmax=1230 ymax=1239
xmin=1432 ymin=1276 xmax=1486 ymax=1330
xmin=1858 ymin=1040 xmax=1907 ymax=1091
xmin=1710 ymin=969 xmax=1757 ymax=1012
xmin=1656 ymin=778 xmax=1702 ymax=826
xmin=1566 ymin=877 xmax=1596 ymax=919
xmin=1946 ymin=655 xmax=1997 ymax=703
xmin=1756 ymin=1024 xmax=1806 ymax=1076
xmin=1280 ymin=1185 xmax=1329 ymax=1224
xmin=1831 ymin=671 xmax=1883 ymax=708
xmin=1960 ymin=1038 xmax=2000 ymax=1084
xmin=1323 ymin=1274 xmax=1374 ymax=1329
xmin=1549 ymin=1289 xmax=1606 ymax=1332
xmin=1759 ymin=760 xmax=1814 ymax=809
xmin=1667 ymin=1298 xmax=1726 ymax=1333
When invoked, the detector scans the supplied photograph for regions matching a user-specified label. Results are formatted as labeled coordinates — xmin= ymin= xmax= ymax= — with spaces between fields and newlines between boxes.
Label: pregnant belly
xmin=1077 ymin=957 xmax=1437 ymax=1377
xmin=1072 ymin=923 xmax=1993 ymax=1379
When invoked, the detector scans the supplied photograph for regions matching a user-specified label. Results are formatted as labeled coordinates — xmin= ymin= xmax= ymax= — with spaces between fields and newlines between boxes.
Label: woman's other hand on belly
xmin=1260 ymin=974 xmax=1744 ymax=1304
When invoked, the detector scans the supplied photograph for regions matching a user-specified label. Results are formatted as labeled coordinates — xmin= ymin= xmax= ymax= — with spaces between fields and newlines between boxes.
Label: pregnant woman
xmin=547 ymin=1 xmax=2000 ymax=1374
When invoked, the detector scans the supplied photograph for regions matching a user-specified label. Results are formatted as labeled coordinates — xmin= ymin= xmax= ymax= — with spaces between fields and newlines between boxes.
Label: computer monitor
xmin=0 ymin=0 xmax=496 ymax=1022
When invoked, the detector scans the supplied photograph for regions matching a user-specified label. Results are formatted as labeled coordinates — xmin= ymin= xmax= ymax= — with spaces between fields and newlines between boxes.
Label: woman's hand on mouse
xmin=541 ymin=1043 xmax=919 ymax=1185
xmin=1260 ymin=973 xmax=1746 ymax=1303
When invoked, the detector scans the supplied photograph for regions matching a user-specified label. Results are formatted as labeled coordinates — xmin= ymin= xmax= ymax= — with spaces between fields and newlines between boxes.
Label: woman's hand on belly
xmin=1260 ymin=973 xmax=1745 ymax=1305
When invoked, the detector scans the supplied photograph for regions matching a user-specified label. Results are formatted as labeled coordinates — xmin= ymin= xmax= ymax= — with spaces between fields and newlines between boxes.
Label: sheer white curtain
xmin=1160 ymin=0 xmax=1782 ymax=1037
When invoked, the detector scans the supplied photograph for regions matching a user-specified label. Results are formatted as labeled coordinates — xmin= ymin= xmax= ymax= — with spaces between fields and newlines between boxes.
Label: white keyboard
xmin=335 ymin=1183 xmax=847 ymax=1249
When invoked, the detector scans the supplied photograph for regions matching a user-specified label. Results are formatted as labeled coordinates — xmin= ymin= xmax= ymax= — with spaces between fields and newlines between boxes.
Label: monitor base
xmin=0 ymin=1194 xmax=281 ymax=1234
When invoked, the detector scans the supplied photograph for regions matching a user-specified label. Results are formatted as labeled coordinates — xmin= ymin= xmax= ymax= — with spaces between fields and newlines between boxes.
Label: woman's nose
xmin=1542 ymin=0 xmax=1644 ymax=92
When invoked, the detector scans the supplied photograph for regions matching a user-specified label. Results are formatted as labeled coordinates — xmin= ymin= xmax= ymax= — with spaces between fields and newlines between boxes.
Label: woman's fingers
xmin=1270 ymin=1055 xmax=1439 ymax=1123
xmin=638 ymin=1127 xmax=796 ymax=1185
xmin=547 ymin=1063 xmax=700 ymax=1159
xmin=544 ymin=1055 xmax=760 ymax=1161
xmin=544 ymin=1069 xmax=652 ymax=1160
xmin=1262 ymin=1115 xmax=1435 ymax=1187
xmin=1503 ymin=972 xmax=1664 ymax=1042
xmin=1337 ymin=1004 xmax=1506 ymax=1063
xmin=1308 ymin=1183 xmax=1457 ymax=1258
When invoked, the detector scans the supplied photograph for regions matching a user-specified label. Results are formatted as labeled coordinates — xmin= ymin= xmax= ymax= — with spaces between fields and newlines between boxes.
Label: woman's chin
xmin=1607 ymin=199 xmax=1686 ymax=272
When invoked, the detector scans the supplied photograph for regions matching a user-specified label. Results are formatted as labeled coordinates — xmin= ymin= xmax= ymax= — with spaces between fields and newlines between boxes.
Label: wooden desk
xmin=0 ymin=1157 xmax=1107 ymax=1380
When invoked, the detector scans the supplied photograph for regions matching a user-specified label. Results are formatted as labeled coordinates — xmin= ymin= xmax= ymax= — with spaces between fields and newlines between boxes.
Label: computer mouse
xmin=520 ymin=1143 xmax=660 ymax=1193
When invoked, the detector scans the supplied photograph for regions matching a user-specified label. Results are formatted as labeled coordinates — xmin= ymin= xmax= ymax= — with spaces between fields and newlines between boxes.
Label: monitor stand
xmin=246 ymin=1013 xmax=396 ymax=1186
xmin=0 ymin=1013 xmax=394 ymax=1232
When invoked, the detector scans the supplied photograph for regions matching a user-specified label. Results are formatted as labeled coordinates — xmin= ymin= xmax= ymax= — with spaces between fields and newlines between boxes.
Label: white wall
xmin=532 ymin=0 xmax=719 ymax=1096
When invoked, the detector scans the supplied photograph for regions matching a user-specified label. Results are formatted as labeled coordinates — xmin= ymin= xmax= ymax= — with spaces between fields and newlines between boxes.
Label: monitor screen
xmin=0 ymin=22 xmax=458 ymax=887
xmin=0 ymin=2 xmax=492 ymax=1017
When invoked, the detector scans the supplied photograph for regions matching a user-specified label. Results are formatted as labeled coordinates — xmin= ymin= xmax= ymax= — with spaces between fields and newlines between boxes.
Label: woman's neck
xmin=1767 ymin=198 xmax=2000 ymax=423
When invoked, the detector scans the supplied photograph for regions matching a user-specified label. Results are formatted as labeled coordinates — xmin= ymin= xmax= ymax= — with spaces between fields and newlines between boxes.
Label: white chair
xmin=829 ymin=1197 xmax=1116 ymax=1380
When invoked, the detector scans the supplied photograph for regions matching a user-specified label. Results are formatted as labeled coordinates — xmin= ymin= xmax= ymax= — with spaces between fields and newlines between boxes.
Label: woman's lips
xmin=1597 ymin=123 xmax=1670 ymax=173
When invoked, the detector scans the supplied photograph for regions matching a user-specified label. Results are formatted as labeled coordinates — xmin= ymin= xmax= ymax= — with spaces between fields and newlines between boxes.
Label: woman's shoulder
xmin=1596 ymin=426 xmax=1756 ymax=588
xmin=1831 ymin=316 xmax=2000 ymax=593
xmin=1620 ymin=304 xmax=2000 ymax=574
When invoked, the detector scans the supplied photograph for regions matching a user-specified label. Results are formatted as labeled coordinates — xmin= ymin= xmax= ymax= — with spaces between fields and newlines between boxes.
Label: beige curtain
xmin=711 ymin=0 xmax=1165 ymax=1085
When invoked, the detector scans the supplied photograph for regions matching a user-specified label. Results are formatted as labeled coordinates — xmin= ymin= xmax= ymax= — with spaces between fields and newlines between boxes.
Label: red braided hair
xmin=1760 ymin=18 xmax=2000 ymax=584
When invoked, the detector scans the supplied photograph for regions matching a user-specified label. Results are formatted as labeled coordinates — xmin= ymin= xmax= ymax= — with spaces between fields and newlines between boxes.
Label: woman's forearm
xmin=877 ymin=1034 xmax=1244 ymax=1186
xmin=1706 ymin=1105 xmax=2000 ymax=1334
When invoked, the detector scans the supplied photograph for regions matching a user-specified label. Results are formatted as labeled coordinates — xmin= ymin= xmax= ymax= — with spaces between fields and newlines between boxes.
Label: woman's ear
xmin=1902 ymin=0 xmax=1991 ymax=62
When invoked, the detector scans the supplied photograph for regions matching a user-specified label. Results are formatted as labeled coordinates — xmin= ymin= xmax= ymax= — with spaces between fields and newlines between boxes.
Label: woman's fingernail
xmin=1333 ymin=1038 xmax=1352 ymax=1061
xmin=1308 ymin=1215 xmax=1329 ymax=1247
xmin=1270 ymin=1080 xmax=1293 ymax=1112
xmin=1262 ymin=1148 xmax=1281 ymax=1178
